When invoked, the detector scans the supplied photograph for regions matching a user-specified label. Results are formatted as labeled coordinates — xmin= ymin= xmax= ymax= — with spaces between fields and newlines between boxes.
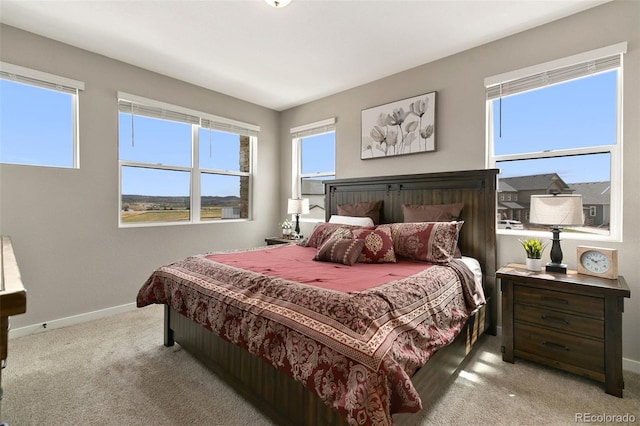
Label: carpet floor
xmin=1 ymin=305 xmax=638 ymax=425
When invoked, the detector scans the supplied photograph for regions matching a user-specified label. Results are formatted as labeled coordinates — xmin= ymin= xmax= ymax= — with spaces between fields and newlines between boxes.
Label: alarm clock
xmin=577 ymin=246 xmax=618 ymax=279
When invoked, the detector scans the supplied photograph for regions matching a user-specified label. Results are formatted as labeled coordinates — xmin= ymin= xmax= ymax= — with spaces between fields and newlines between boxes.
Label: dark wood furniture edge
xmin=497 ymin=265 xmax=630 ymax=398
xmin=264 ymin=237 xmax=297 ymax=245
xmin=1 ymin=235 xmax=28 ymax=401
xmin=162 ymin=169 xmax=499 ymax=424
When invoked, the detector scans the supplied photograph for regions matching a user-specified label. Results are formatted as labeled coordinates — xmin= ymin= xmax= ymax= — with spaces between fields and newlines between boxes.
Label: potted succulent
xmin=519 ymin=238 xmax=548 ymax=271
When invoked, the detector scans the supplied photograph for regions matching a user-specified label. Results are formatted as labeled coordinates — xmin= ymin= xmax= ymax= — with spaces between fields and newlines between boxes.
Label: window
xmin=486 ymin=43 xmax=626 ymax=240
xmin=291 ymin=118 xmax=336 ymax=222
xmin=0 ymin=62 xmax=83 ymax=168
xmin=118 ymin=92 xmax=258 ymax=226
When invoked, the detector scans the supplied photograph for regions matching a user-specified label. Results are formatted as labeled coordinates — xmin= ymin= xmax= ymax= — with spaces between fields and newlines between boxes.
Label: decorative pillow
xmin=314 ymin=238 xmax=365 ymax=266
xmin=328 ymin=215 xmax=375 ymax=226
xmin=391 ymin=221 xmax=463 ymax=264
xmin=304 ymin=222 xmax=357 ymax=248
xmin=401 ymin=203 xmax=464 ymax=222
xmin=350 ymin=225 xmax=396 ymax=263
xmin=337 ymin=200 xmax=383 ymax=225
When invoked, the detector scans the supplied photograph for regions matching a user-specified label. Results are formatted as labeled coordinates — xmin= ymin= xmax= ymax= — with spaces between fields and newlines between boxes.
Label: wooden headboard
xmin=323 ymin=168 xmax=499 ymax=334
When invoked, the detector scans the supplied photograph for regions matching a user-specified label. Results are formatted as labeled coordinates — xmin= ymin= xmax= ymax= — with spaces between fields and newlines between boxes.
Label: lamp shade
xmin=529 ymin=195 xmax=584 ymax=226
xmin=287 ymin=198 xmax=309 ymax=215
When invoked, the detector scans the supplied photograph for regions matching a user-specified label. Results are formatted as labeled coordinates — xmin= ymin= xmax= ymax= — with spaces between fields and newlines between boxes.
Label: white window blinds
xmin=485 ymin=42 xmax=627 ymax=100
xmin=290 ymin=117 xmax=336 ymax=138
xmin=118 ymin=99 xmax=200 ymax=125
xmin=0 ymin=62 xmax=84 ymax=94
xmin=117 ymin=92 xmax=260 ymax=135
xmin=200 ymin=118 xmax=259 ymax=138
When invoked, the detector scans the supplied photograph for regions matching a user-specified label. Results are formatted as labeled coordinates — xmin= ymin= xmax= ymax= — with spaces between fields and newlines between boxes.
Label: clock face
xmin=580 ymin=250 xmax=610 ymax=274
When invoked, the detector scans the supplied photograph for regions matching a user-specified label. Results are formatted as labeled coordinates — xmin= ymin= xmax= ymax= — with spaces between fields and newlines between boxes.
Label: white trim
xmin=484 ymin=42 xmax=627 ymax=87
xmin=292 ymin=134 xmax=301 ymax=198
xmin=1 ymin=61 xmax=85 ymax=91
xmin=8 ymin=303 xmax=136 ymax=339
xmin=487 ymin=46 xmax=624 ymax=242
xmin=610 ymin=55 xmax=624 ymax=241
xmin=493 ymin=145 xmax=614 ymax=162
xmin=624 ymin=357 xmax=640 ymax=375
xmin=291 ymin=121 xmax=336 ymax=199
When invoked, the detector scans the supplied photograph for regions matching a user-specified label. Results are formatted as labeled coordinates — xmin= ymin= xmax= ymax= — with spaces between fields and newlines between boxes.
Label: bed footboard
xmin=164 ymin=303 xmax=488 ymax=426
xmin=164 ymin=305 xmax=175 ymax=347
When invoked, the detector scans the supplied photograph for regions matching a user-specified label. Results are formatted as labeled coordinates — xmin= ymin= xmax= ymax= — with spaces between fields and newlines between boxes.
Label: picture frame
xmin=361 ymin=91 xmax=436 ymax=160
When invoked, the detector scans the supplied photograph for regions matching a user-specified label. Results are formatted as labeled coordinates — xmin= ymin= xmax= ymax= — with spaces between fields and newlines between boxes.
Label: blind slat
xmin=1 ymin=71 xmax=78 ymax=95
xmin=118 ymin=100 xmax=200 ymax=125
xmin=486 ymin=54 xmax=621 ymax=100
xmin=1 ymin=62 xmax=84 ymax=93
xmin=291 ymin=118 xmax=336 ymax=139
xmin=201 ymin=118 xmax=259 ymax=137
xmin=118 ymin=93 xmax=260 ymax=136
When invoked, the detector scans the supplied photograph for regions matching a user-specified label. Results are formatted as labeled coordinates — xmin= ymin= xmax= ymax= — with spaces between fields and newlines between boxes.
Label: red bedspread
xmin=206 ymin=244 xmax=433 ymax=292
xmin=136 ymin=244 xmax=484 ymax=425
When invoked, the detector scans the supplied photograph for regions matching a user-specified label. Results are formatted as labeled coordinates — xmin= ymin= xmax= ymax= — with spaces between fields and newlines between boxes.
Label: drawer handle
xmin=540 ymin=296 xmax=569 ymax=305
xmin=541 ymin=341 xmax=570 ymax=351
xmin=541 ymin=315 xmax=569 ymax=325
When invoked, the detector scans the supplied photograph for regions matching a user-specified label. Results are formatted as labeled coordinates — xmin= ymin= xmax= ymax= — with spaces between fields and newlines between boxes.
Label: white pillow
xmin=328 ymin=215 xmax=374 ymax=226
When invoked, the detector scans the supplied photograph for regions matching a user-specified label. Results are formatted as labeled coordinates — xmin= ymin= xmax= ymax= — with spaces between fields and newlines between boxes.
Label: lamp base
xmin=546 ymin=263 xmax=567 ymax=274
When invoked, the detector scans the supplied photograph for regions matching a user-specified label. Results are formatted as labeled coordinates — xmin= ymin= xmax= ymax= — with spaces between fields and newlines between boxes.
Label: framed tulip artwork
xmin=361 ymin=91 xmax=436 ymax=159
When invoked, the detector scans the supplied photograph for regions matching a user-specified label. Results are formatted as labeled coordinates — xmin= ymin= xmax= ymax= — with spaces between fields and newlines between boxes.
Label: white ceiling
xmin=0 ymin=0 xmax=608 ymax=111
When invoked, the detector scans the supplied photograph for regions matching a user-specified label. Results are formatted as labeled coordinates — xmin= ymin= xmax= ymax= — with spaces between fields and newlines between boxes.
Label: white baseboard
xmin=8 ymin=302 xmax=137 ymax=339
xmin=8 ymin=305 xmax=640 ymax=375
xmin=623 ymin=357 xmax=640 ymax=375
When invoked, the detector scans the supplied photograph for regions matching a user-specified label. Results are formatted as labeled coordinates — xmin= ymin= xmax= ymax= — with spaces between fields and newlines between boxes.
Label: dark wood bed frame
xmin=163 ymin=168 xmax=499 ymax=425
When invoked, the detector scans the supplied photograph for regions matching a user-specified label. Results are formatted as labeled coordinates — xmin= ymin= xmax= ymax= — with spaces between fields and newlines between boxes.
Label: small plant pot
xmin=526 ymin=258 xmax=543 ymax=272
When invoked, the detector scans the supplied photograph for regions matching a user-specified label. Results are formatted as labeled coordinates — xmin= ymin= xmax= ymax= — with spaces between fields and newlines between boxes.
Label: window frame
xmin=291 ymin=118 xmax=336 ymax=223
xmin=485 ymin=43 xmax=626 ymax=242
xmin=117 ymin=92 xmax=258 ymax=228
xmin=0 ymin=62 xmax=84 ymax=169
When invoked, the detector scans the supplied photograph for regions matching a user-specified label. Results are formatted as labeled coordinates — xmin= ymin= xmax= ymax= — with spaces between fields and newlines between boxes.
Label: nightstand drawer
xmin=514 ymin=286 xmax=603 ymax=317
xmin=515 ymin=323 xmax=604 ymax=373
xmin=514 ymin=304 xmax=604 ymax=339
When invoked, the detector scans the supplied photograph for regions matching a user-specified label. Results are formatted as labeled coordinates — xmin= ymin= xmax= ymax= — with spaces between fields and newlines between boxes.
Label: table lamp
xmin=529 ymin=194 xmax=584 ymax=274
xmin=287 ymin=198 xmax=309 ymax=235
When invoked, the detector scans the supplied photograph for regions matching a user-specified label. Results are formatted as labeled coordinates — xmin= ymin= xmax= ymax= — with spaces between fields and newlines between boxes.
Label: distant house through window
xmin=118 ymin=92 xmax=258 ymax=226
xmin=486 ymin=43 xmax=626 ymax=240
xmin=0 ymin=62 xmax=84 ymax=168
xmin=291 ymin=118 xmax=336 ymax=222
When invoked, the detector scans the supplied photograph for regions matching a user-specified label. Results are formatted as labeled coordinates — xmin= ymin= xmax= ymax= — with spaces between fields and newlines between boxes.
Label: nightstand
xmin=498 ymin=264 xmax=630 ymax=397
xmin=264 ymin=237 xmax=296 ymax=246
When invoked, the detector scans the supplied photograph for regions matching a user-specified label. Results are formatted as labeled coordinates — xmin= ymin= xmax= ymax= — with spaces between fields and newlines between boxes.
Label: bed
xmin=137 ymin=168 xmax=498 ymax=425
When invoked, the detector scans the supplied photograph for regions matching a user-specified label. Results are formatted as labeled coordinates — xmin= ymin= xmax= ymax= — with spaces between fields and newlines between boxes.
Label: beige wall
xmin=280 ymin=0 xmax=640 ymax=369
xmin=1 ymin=1 xmax=638 ymax=369
xmin=0 ymin=25 xmax=282 ymax=328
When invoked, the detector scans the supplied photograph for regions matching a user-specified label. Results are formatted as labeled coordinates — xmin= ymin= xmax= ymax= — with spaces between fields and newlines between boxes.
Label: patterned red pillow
xmin=314 ymin=238 xmax=365 ymax=266
xmin=304 ymin=222 xmax=356 ymax=248
xmin=350 ymin=225 xmax=396 ymax=263
xmin=390 ymin=221 xmax=463 ymax=263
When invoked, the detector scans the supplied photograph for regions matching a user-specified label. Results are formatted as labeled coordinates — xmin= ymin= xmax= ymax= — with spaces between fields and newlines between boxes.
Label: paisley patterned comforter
xmin=136 ymin=244 xmax=484 ymax=425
